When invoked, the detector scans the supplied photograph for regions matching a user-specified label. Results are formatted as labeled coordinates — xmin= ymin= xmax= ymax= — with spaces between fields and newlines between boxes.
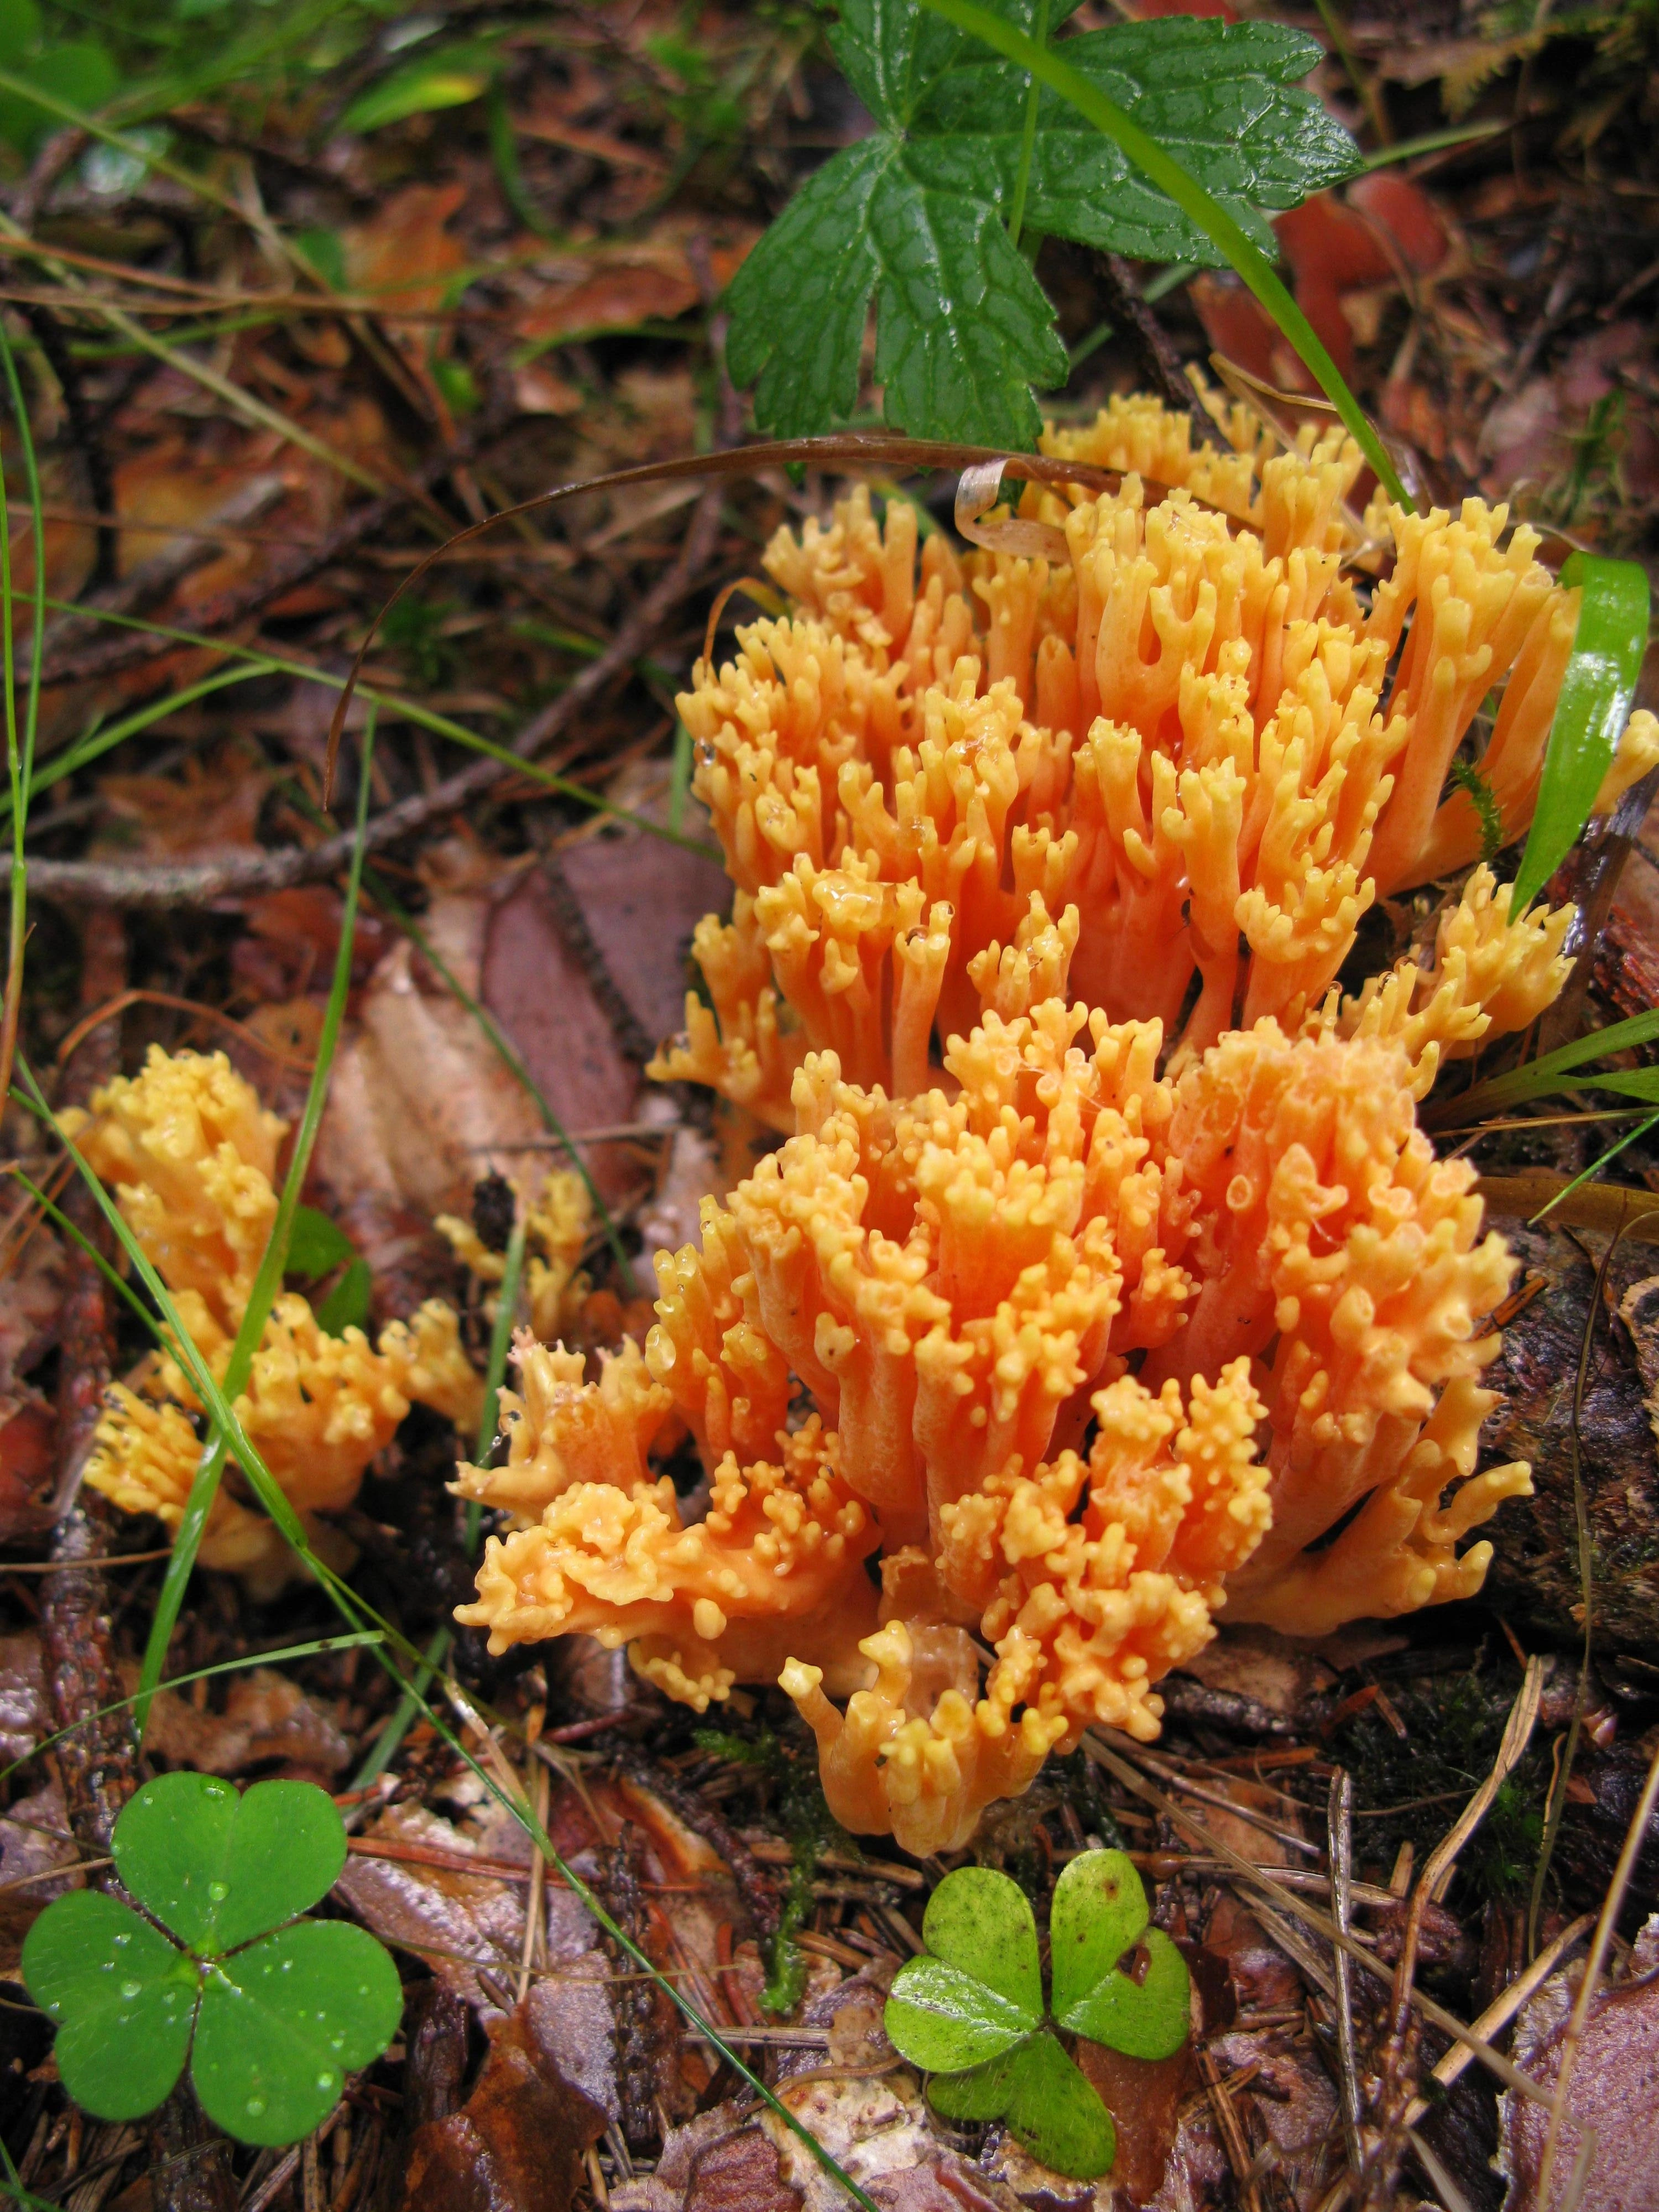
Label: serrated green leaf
xmin=926 ymin=19 xmax=1358 ymax=264
xmin=22 ymin=1892 xmax=197 ymax=2122
xmin=885 ymin=1955 xmax=1037 ymax=2070
xmin=1002 ymin=2030 xmax=1117 ymax=2179
xmin=726 ymin=0 xmax=1359 ymax=442
xmin=192 ymin=1922 xmax=402 ymax=2146
xmin=1048 ymin=1848 xmax=1148 ymax=2021
xmin=1511 ymin=553 xmax=1651 ymax=914
xmin=922 ymin=1865 xmax=1044 ymax=2017
xmin=285 ymin=1204 xmax=356 ymax=1280
xmin=114 ymin=1773 xmax=347 ymax=1955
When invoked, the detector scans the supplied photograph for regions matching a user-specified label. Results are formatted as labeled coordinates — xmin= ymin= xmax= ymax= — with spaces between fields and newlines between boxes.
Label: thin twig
xmin=1328 ymin=1770 xmax=1367 ymax=2190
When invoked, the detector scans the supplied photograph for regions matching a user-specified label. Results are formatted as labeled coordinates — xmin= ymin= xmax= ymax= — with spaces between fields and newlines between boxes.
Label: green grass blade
xmin=1510 ymin=552 xmax=1651 ymax=914
xmin=466 ymin=1213 xmax=527 ymax=1556
xmin=0 ymin=665 xmax=272 ymax=831
xmin=1006 ymin=0 xmax=1049 ymax=252
xmin=133 ymin=716 xmax=378 ymax=1724
xmin=351 ymin=1624 xmax=451 ymax=1790
xmin=1430 ymin=1008 xmax=1659 ymax=1125
xmin=0 ymin=1635 xmax=384 ymax=1794
xmin=0 ymin=318 xmax=46 ymax=1115
xmin=915 ymin=0 xmax=1411 ymax=509
xmin=1529 ymin=1111 xmax=1659 ymax=1225
xmin=33 ymin=597 xmax=721 ymax=865
xmin=23 ymin=1079 xmax=886 ymax=2212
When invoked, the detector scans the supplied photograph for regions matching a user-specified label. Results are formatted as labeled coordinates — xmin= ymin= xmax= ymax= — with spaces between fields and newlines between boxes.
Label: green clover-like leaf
xmin=884 ymin=1853 xmax=1188 ymax=2182
xmin=194 ymin=1922 xmax=404 ymax=2145
xmin=1051 ymin=1850 xmax=1191 ymax=2060
xmin=922 ymin=1866 xmax=1044 ymax=2018
xmin=114 ymin=1772 xmax=347 ymax=1955
xmin=23 ymin=1775 xmax=400 ymax=2146
xmin=22 ymin=1892 xmax=197 ymax=2121
xmin=999 ymin=2031 xmax=1118 ymax=2180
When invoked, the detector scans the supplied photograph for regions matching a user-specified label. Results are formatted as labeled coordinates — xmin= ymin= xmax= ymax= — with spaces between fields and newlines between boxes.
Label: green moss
xmin=693 ymin=1723 xmax=843 ymax=2013
xmin=1326 ymin=1662 xmax=1546 ymax=1907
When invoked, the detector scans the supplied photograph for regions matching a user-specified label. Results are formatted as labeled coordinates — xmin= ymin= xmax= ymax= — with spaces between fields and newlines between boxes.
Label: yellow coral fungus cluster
xmin=454 ymin=396 xmax=1560 ymax=1850
xmin=463 ymin=1004 xmax=1527 ymax=1850
xmin=68 ymin=1047 xmax=482 ymax=1593
xmin=653 ymin=396 xmax=1653 ymax=1128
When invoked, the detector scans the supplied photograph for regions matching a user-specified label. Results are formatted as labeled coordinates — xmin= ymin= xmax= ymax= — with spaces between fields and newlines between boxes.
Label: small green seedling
xmin=23 ymin=1773 xmax=401 ymax=2146
xmin=884 ymin=1850 xmax=1189 ymax=2179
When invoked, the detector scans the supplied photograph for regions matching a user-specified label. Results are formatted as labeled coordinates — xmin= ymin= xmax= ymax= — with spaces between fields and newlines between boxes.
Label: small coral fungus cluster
xmin=72 ymin=395 xmax=1657 ymax=1854
xmin=455 ymin=397 xmax=1649 ymax=1852
xmin=66 ymin=1047 xmax=482 ymax=1594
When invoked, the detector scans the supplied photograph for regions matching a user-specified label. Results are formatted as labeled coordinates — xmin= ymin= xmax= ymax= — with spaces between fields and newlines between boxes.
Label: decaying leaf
xmin=131 ymin=1666 xmax=351 ymax=1778
xmin=403 ymin=1986 xmax=610 ymax=2212
xmin=318 ymin=882 xmax=549 ymax=1223
xmin=1484 ymin=1222 xmax=1659 ymax=1648
xmin=1500 ymin=1916 xmax=1659 ymax=2212
xmin=0 ymin=1781 xmax=82 ymax=1977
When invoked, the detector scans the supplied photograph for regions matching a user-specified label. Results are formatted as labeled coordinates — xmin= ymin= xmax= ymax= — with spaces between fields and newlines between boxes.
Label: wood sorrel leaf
xmin=1001 ymin=2030 xmax=1118 ymax=2180
xmin=192 ymin=1922 xmax=403 ymax=2146
xmin=114 ymin=1773 xmax=348 ymax=1956
xmin=1510 ymin=552 xmax=1651 ymax=915
xmin=114 ymin=1770 xmax=352 ymax=1964
xmin=884 ymin=1955 xmax=1037 ymax=2070
xmin=1051 ymin=1850 xmax=1191 ymax=2060
xmin=21 ymin=1892 xmax=197 ymax=2122
xmin=921 ymin=1865 xmax=1044 ymax=2017
xmin=924 ymin=2046 xmax=1022 ymax=2122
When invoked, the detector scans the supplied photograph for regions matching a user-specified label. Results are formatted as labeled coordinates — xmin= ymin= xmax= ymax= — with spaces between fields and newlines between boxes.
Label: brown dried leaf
xmin=480 ymin=869 xmax=642 ymax=1206
xmin=132 ymin=1665 xmax=351 ymax=1778
xmin=318 ymin=889 xmax=549 ymax=1224
xmin=555 ymin=830 xmax=729 ymax=1055
xmin=515 ymin=255 xmax=700 ymax=348
xmin=0 ymin=1781 xmax=81 ymax=1975
xmin=1500 ymin=1917 xmax=1659 ymax=2212
xmin=402 ymin=1990 xmax=609 ymax=2212
xmin=1073 ymin=2043 xmax=1193 ymax=2208
xmin=0 ymin=1235 xmax=67 ymax=1396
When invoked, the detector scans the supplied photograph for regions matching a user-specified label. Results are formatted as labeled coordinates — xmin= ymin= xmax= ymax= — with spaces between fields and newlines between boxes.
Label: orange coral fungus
xmin=654 ymin=395 xmax=1652 ymax=1126
xmin=67 ymin=1047 xmax=481 ymax=1593
xmin=458 ymin=399 xmax=1567 ymax=1845
xmin=462 ymin=993 xmax=1527 ymax=1841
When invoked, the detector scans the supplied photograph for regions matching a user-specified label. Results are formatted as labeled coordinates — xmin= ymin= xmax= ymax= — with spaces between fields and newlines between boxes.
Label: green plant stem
xmin=467 ymin=1213 xmax=528 ymax=1554
xmin=0 ymin=665 xmax=270 ymax=831
xmin=1006 ymin=0 xmax=1048 ymax=252
xmin=133 ymin=718 xmax=377 ymax=1728
xmin=1428 ymin=1008 xmax=1659 ymax=1127
xmin=915 ymin=0 xmax=1411 ymax=508
xmin=1311 ymin=0 xmax=1390 ymax=146
xmin=351 ymin=1625 xmax=450 ymax=1789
